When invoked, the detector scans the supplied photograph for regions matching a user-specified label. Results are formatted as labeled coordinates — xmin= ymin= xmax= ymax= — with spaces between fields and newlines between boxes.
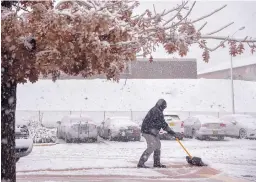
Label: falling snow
xmin=1 ymin=1 xmax=256 ymax=182
xmin=2 ymin=138 xmax=8 ymax=144
xmin=8 ymin=97 xmax=14 ymax=105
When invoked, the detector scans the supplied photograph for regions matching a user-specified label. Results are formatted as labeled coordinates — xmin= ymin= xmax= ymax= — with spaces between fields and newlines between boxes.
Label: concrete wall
xmin=198 ymin=64 xmax=256 ymax=81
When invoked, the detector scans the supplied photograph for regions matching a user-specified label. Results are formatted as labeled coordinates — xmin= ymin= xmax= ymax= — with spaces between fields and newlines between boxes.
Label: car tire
xmin=218 ymin=136 xmax=224 ymax=141
xmin=191 ymin=129 xmax=196 ymax=139
xmin=98 ymin=129 xmax=102 ymax=137
xmin=57 ymin=130 xmax=60 ymax=139
xmin=197 ymin=136 xmax=204 ymax=140
xmin=135 ymin=136 xmax=141 ymax=141
xmin=239 ymin=128 xmax=247 ymax=139
xmin=65 ymin=133 xmax=70 ymax=143
xmin=108 ymin=130 xmax=113 ymax=141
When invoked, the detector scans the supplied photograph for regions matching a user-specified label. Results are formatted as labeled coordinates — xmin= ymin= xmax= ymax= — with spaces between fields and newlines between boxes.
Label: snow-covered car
xmin=220 ymin=114 xmax=256 ymax=139
xmin=183 ymin=115 xmax=226 ymax=140
xmin=57 ymin=115 xmax=98 ymax=143
xmin=99 ymin=117 xmax=141 ymax=141
xmin=159 ymin=113 xmax=184 ymax=140
xmin=15 ymin=125 xmax=33 ymax=162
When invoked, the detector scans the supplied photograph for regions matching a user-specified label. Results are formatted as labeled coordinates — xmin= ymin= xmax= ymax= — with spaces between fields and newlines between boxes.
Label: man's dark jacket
xmin=141 ymin=99 xmax=175 ymax=136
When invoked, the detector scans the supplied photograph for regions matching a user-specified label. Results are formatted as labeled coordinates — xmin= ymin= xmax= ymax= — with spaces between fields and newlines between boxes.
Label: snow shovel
xmin=175 ymin=138 xmax=207 ymax=166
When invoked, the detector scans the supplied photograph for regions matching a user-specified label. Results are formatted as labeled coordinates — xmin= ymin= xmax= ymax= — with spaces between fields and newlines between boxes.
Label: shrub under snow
xmin=27 ymin=120 xmax=57 ymax=143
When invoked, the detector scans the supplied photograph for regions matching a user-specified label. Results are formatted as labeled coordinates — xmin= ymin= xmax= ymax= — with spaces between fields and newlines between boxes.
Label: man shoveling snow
xmin=137 ymin=99 xmax=182 ymax=168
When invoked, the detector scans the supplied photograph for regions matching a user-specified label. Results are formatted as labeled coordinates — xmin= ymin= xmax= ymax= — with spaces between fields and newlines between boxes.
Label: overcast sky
xmin=135 ymin=0 xmax=256 ymax=71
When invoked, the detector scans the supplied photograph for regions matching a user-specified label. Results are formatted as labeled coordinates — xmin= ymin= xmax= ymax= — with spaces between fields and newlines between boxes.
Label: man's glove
xmin=165 ymin=126 xmax=175 ymax=135
xmin=165 ymin=126 xmax=183 ymax=139
xmin=174 ymin=132 xmax=183 ymax=139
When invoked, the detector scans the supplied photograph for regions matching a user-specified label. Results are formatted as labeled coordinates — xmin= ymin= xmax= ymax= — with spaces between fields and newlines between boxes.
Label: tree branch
xmin=165 ymin=1 xmax=196 ymax=30
xmin=161 ymin=1 xmax=189 ymax=16
xmin=55 ymin=0 xmax=73 ymax=9
xmin=197 ymin=39 xmax=228 ymax=52
xmin=198 ymin=22 xmax=208 ymax=32
xmin=206 ymin=22 xmax=234 ymax=35
xmin=153 ymin=4 xmax=156 ymax=15
xmin=13 ymin=3 xmax=30 ymax=12
xmin=88 ymin=0 xmax=97 ymax=10
xmin=247 ymin=42 xmax=256 ymax=48
xmin=77 ymin=1 xmax=93 ymax=9
xmin=163 ymin=1 xmax=189 ymax=26
xmin=201 ymin=35 xmax=256 ymax=42
xmin=192 ymin=5 xmax=227 ymax=23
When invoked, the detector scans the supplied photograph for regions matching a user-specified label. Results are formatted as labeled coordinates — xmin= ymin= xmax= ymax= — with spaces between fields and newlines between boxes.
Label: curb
xmin=33 ymin=143 xmax=56 ymax=146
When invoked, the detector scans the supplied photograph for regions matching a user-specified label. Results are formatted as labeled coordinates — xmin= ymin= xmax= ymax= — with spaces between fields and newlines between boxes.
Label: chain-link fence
xmin=16 ymin=110 xmax=256 ymax=128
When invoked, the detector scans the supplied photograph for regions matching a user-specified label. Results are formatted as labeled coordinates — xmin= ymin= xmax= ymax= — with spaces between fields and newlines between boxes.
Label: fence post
xmin=70 ymin=111 xmax=72 ymax=115
xmin=217 ymin=112 xmax=220 ymax=118
xmin=131 ymin=110 xmax=133 ymax=120
xmin=39 ymin=110 xmax=41 ymax=124
xmin=104 ymin=111 xmax=106 ymax=120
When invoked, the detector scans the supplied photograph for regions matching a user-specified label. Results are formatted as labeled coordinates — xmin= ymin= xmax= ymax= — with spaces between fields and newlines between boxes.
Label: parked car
xmin=183 ymin=115 xmax=226 ymax=140
xmin=98 ymin=117 xmax=141 ymax=141
xmin=15 ymin=125 xmax=33 ymax=162
xmin=220 ymin=114 xmax=256 ymax=139
xmin=159 ymin=113 xmax=184 ymax=140
xmin=57 ymin=115 xmax=98 ymax=143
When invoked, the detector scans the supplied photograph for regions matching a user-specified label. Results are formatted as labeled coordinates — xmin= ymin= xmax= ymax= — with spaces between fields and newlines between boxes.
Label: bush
xmin=27 ymin=120 xmax=57 ymax=143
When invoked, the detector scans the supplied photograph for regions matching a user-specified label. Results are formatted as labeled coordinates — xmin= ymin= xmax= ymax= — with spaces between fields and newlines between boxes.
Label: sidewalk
xmin=17 ymin=162 xmax=249 ymax=182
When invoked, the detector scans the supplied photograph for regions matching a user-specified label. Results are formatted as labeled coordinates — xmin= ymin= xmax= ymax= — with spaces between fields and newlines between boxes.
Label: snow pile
xmin=27 ymin=120 xmax=57 ymax=143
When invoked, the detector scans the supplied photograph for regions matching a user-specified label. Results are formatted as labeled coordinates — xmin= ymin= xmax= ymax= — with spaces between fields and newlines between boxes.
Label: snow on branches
xmin=2 ymin=0 xmax=164 ymax=82
xmin=1 ymin=0 xmax=256 ymax=83
xmin=160 ymin=2 xmax=256 ymax=63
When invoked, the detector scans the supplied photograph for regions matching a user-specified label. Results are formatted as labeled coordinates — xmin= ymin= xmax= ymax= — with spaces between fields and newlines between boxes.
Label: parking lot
xmin=17 ymin=138 xmax=256 ymax=182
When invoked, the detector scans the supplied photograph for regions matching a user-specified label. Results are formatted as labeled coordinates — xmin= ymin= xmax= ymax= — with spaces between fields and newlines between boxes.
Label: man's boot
xmin=153 ymin=149 xmax=166 ymax=168
xmin=137 ymin=151 xmax=150 ymax=168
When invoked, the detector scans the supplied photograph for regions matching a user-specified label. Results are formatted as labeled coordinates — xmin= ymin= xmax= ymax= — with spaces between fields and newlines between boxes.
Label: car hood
xmin=16 ymin=138 xmax=33 ymax=148
xmin=110 ymin=122 xmax=139 ymax=130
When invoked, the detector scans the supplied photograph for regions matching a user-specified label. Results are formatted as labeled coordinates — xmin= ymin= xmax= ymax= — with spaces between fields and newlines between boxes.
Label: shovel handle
xmin=176 ymin=138 xmax=193 ymax=159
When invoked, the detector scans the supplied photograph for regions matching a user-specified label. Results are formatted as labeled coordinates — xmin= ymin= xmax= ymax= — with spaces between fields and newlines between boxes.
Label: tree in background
xmin=1 ymin=1 xmax=255 ymax=181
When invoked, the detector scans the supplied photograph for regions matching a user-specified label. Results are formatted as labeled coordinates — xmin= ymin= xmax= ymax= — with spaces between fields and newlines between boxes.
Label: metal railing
xmin=16 ymin=110 xmax=256 ymax=128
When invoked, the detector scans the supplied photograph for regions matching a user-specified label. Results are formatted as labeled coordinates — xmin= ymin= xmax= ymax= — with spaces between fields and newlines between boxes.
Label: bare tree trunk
xmin=1 ymin=79 xmax=17 ymax=182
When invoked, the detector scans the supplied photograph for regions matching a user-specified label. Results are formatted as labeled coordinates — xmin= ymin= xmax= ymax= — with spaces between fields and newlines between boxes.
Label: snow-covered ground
xmin=17 ymin=138 xmax=256 ymax=181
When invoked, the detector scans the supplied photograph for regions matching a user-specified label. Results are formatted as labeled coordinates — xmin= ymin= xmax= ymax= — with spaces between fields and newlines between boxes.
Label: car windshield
xmin=165 ymin=115 xmax=180 ymax=121
xmin=196 ymin=116 xmax=219 ymax=123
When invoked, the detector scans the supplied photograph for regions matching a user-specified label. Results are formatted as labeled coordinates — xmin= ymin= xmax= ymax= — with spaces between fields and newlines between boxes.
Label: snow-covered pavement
xmin=17 ymin=138 xmax=256 ymax=181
